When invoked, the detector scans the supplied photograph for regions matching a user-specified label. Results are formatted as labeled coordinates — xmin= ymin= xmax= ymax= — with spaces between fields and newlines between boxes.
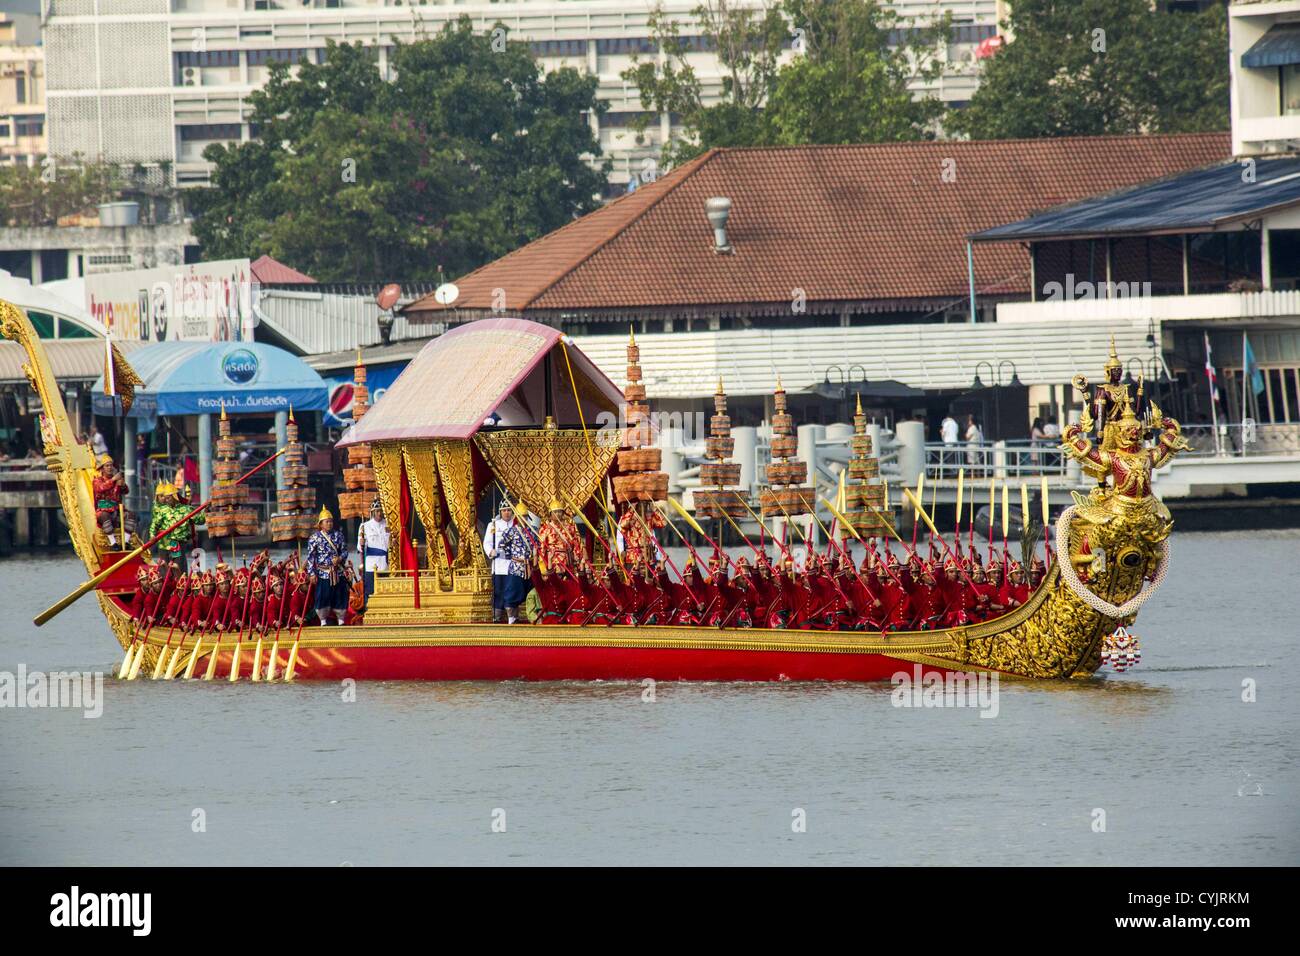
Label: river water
xmin=1 ymin=530 xmax=1296 ymax=866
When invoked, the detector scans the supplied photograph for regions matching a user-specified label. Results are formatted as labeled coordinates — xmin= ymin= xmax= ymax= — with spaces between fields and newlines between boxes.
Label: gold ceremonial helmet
xmin=548 ymin=499 xmax=564 ymax=513
xmin=1104 ymin=335 xmax=1122 ymax=374
xmin=96 ymin=453 xmax=113 ymax=468
xmin=154 ymin=480 xmax=176 ymax=498
xmin=317 ymin=505 xmax=333 ymax=523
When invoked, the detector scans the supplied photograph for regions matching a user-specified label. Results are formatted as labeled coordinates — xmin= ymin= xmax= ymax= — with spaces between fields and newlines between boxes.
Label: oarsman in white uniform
xmin=482 ymin=500 xmax=532 ymax=624
xmin=357 ymin=496 xmax=390 ymax=605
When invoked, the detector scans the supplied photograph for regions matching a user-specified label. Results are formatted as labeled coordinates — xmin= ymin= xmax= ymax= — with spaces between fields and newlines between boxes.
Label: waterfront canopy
xmin=91 ymin=340 xmax=328 ymax=419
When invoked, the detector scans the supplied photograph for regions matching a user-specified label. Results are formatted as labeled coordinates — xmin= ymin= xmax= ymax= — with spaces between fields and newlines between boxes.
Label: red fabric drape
xmin=399 ymin=458 xmax=420 ymax=608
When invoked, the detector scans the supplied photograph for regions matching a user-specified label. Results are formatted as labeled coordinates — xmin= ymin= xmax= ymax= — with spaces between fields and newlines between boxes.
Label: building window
xmin=1284 ymin=65 xmax=1300 ymax=116
xmin=247 ymin=48 xmax=313 ymax=66
xmin=39 ymin=249 xmax=68 ymax=284
xmin=601 ymin=111 xmax=652 ymax=128
xmin=15 ymin=116 xmax=44 ymax=137
xmin=0 ymin=122 xmax=10 ymax=138
xmin=529 ymin=39 xmax=587 ymax=57
xmin=175 ymin=50 xmax=240 ymax=69
xmin=27 ymin=310 xmax=55 ymax=339
xmin=595 ymin=37 xmax=656 ymax=56
xmin=179 ymin=123 xmax=242 ymax=141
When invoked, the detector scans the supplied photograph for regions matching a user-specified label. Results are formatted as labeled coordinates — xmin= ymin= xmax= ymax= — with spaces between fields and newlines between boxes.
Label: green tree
xmin=950 ymin=0 xmax=1229 ymax=140
xmin=190 ymin=19 xmax=608 ymax=281
xmin=767 ymin=0 xmax=947 ymax=145
xmin=623 ymin=0 xmax=788 ymax=166
xmin=623 ymin=0 xmax=947 ymax=168
xmin=0 ymin=157 xmax=122 ymax=228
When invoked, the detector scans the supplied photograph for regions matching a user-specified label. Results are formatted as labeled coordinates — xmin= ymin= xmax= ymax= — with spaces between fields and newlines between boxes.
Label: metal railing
xmin=1181 ymin=422 xmax=1300 ymax=459
xmin=924 ymin=440 xmax=1068 ymax=479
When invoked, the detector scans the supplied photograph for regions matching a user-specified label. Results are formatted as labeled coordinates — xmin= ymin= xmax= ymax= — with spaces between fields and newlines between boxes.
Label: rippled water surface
xmin=1 ymin=531 xmax=1296 ymax=865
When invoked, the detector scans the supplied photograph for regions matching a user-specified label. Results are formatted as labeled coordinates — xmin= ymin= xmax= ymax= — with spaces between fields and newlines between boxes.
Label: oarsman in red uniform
xmin=1029 ymin=556 xmax=1046 ymax=589
xmin=774 ymin=557 xmax=807 ymax=628
xmin=244 ymin=573 xmax=267 ymax=633
xmin=630 ymin=561 xmax=666 ymax=624
xmin=680 ymin=560 xmax=713 ymax=624
xmin=718 ymin=557 xmax=757 ymax=628
xmin=162 ymin=571 xmax=190 ymax=628
xmin=909 ymin=564 xmax=943 ymax=630
xmin=877 ymin=563 xmax=914 ymax=632
xmin=208 ymin=571 xmax=232 ymax=635
xmin=966 ymin=563 xmax=991 ymax=621
xmin=530 ymin=564 xmax=567 ymax=624
xmin=563 ymin=564 xmax=599 ymax=625
xmin=701 ymin=559 xmax=737 ymax=627
xmin=841 ymin=556 xmax=876 ymax=630
xmin=802 ymin=555 xmax=843 ymax=630
xmin=862 ymin=564 xmax=892 ymax=631
xmin=749 ymin=555 xmax=778 ymax=627
xmin=224 ymin=572 xmax=251 ymax=632
xmin=125 ymin=566 xmax=153 ymax=622
xmin=938 ymin=557 xmax=973 ymax=629
xmin=185 ymin=572 xmax=215 ymax=636
xmin=655 ymin=564 xmax=696 ymax=625
xmin=1005 ymin=562 xmax=1030 ymax=609
xmin=286 ymin=568 xmax=313 ymax=629
xmin=259 ymin=570 xmax=285 ymax=637
xmin=983 ymin=562 xmax=1009 ymax=619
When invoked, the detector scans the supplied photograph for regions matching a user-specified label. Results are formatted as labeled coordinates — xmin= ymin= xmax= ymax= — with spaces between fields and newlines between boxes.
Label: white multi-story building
xmin=1 ymin=11 xmax=45 ymax=166
xmin=1230 ymin=0 xmax=1300 ymax=155
xmin=40 ymin=0 xmax=1003 ymax=189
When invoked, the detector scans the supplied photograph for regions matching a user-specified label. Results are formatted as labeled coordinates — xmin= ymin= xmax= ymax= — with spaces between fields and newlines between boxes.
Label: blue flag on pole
xmin=1243 ymin=334 xmax=1265 ymax=396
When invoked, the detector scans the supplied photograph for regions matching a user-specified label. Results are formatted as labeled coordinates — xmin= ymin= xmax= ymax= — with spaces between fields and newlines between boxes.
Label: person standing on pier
xmin=356 ymin=496 xmax=389 ymax=605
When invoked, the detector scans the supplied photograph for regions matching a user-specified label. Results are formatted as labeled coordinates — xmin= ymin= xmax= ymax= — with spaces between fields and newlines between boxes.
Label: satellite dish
xmin=376 ymin=283 xmax=402 ymax=311
xmin=434 ymin=282 xmax=459 ymax=306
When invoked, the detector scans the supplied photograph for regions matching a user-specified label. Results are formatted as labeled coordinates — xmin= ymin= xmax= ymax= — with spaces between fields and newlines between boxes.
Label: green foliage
xmin=623 ymin=0 xmax=945 ymax=167
xmin=189 ymin=18 xmax=608 ymax=281
xmin=0 ymin=157 xmax=123 ymax=228
xmin=950 ymin=0 xmax=1229 ymax=140
xmin=768 ymin=0 xmax=947 ymax=145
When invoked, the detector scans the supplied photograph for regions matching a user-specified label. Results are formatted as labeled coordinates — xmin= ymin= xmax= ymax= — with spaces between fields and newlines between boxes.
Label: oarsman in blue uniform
xmin=356 ymin=496 xmax=390 ymax=605
xmin=482 ymin=501 xmax=532 ymax=624
xmin=305 ymin=506 xmax=349 ymax=625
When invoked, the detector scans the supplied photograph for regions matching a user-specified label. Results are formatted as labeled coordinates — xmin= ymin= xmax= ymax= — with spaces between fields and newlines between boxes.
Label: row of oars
xmin=116 ymin=579 xmax=315 ymax=683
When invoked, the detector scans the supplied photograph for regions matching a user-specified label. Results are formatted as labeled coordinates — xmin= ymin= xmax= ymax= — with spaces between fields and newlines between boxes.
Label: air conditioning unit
xmin=183 ymin=67 xmax=199 ymax=86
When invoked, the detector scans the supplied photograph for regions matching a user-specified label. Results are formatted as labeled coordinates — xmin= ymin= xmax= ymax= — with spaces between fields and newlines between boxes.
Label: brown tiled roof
xmin=405 ymin=133 xmax=1230 ymax=322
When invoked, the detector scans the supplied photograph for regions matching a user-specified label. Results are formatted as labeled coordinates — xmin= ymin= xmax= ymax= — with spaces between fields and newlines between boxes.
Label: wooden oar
xmin=250 ymin=565 xmax=271 ymax=682
xmin=903 ymin=489 xmax=980 ymax=592
xmin=150 ymin=578 xmax=190 ymax=680
xmin=126 ymin=566 xmax=175 ymax=680
xmin=265 ymin=583 xmax=288 ymax=682
xmin=35 ymin=448 xmax=285 ymax=627
xmin=212 ymin=568 xmax=252 ymax=682
xmin=283 ymin=578 xmax=316 ymax=682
